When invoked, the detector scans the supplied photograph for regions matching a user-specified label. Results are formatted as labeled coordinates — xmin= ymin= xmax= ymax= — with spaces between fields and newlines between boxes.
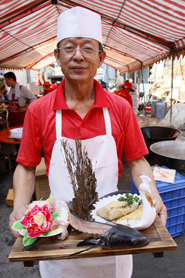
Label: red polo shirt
xmin=17 ymin=79 xmax=148 ymax=178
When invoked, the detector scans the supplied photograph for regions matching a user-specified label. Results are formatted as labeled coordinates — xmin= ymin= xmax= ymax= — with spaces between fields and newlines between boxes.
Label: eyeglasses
xmin=57 ymin=46 xmax=101 ymax=57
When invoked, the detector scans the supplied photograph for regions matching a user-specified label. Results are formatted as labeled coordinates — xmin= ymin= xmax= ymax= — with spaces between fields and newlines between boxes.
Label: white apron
xmin=40 ymin=108 xmax=133 ymax=278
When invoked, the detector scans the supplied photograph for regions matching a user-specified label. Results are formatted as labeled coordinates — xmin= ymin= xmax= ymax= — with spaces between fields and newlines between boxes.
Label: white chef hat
xmin=57 ymin=6 xmax=102 ymax=44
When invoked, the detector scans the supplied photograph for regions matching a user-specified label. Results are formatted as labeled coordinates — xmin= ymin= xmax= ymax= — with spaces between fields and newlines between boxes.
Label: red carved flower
xmin=20 ymin=204 xmax=53 ymax=238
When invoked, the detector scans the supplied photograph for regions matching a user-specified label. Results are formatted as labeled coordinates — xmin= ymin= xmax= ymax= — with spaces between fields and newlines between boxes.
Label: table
xmin=0 ymin=125 xmax=22 ymax=175
xmin=9 ymin=216 xmax=177 ymax=267
xmin=0 ymin=125 xmax=22 ymax=144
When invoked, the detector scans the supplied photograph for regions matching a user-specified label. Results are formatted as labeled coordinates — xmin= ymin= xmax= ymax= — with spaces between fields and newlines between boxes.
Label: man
xmin=43 ymin=81 xmax=51 ymax=95
xmin=9 ymin=6 xmax=167 ymax=278
xmin=4 ymin=72 xmax=37 ymax=127
xmin=114 ymin=81 xmax=134 ymax=106
xmin=50 ymin=80 xmax=58 ymax=91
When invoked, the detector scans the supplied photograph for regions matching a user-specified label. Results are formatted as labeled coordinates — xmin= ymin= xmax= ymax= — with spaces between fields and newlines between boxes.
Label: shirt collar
xmin=53 ymin=79 xmax=109 ymax=111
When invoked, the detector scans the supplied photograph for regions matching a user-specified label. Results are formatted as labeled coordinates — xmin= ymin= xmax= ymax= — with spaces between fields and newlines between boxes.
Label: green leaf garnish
xmin=23 ymin=231 xmax=38 ymax=247
xmin=51 ymin=212 xmax=61 ymax=221
xmin=42 ymin=229 xmax=53 ymax=236
xmin=12 ymin=220 xmax=26 ymax=231
xmin=46 ymin=196 xmax=57 ymax=201
xmin=118 ymin=193 xmax=142 ymax=205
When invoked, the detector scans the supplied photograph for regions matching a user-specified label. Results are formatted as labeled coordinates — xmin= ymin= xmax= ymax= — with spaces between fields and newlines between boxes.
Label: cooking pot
xmin=150 ymin=140 xmax=185 ymax=173
xmin=141 ymin=126 xmax=181 ymax=150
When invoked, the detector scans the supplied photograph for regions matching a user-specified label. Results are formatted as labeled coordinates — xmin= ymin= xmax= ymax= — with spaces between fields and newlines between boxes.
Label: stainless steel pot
xmin=150 ymin=140 xmax=185 ymax=173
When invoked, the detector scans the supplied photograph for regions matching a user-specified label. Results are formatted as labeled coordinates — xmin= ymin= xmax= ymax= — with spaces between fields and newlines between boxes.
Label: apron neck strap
xmin=103 ymin=107 xmax=112 ymax=135
xmin=56 ymin=110 xmax=61 ymax=139
xmin=55 ymin=107 xmax=112 ymax=139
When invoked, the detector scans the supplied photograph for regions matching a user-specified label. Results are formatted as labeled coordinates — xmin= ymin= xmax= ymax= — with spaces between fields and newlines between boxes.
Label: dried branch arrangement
xmin=61 ymin=137 xmax=98 ymax=219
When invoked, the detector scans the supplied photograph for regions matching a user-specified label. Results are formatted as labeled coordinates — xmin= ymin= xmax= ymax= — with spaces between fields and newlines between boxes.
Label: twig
xmin=61 ymin=138 xmax=97 ymax=218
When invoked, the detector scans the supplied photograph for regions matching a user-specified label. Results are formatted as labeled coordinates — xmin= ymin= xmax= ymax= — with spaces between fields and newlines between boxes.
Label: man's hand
xmin=151 ymin=193 xmax=167 ymax=226
xmin=127 ymin=157 xmax=167 ymax=226
xmin=9 ymin=204 xmax=28 ymax=238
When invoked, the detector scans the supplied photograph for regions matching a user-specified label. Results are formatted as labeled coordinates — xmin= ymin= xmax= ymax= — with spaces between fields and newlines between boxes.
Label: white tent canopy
xmin=1 ymin=0 xmax=185 ymax=72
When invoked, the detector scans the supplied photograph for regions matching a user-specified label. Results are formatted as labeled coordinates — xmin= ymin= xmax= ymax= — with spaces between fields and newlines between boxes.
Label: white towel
xmin=8 ymin=82 xmax=21 ymax=101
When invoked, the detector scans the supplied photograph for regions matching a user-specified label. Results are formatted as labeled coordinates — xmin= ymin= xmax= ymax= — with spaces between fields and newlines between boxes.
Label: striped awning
xmin=0 ymin=0 xmax=185 ymax=72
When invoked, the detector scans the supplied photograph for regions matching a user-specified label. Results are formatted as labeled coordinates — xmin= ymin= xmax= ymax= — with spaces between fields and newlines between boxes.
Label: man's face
xmin=54 ymin=37 xmax=105 ymax=84
xmin=44 ymin=85 xmax=50 ymax=89
xmin=4 ymin=77 xmax=12 ymax=87
xmin=127 ymin=89 xmax=132 ymax=93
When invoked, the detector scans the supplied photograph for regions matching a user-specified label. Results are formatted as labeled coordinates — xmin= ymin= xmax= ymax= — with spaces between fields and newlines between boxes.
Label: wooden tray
xmin=9 ymin=216 xmax=177 ymax=266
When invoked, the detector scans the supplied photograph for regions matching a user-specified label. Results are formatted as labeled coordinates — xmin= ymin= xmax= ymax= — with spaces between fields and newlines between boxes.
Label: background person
xmin=113 ymin=81 xmax=134 ymax=106
xmin=0 ymin=89 xmax=5 ymax=104
xmin=50 ymin=79 xmax=58 ymax=91
xmin=4 ymin=72 xmax=36 ymax=127
xmin=0 ymin=77 xmax=8 ymax=101
xmin=9 ymin=6 xmax=167 ymax=278
xmin=43 ymin=81 xmax=51 ymax=95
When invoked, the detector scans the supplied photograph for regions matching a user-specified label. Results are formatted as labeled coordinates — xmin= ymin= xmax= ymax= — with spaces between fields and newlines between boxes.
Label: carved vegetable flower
xmin=12 ymin=204 xmax=60 ymax=246
xmin=20 ymin=204 xmax=53 ymax=237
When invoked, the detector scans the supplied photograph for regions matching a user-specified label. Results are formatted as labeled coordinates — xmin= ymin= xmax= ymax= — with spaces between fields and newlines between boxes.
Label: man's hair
xmin=57 ymin=42 xmax=104 ymax=56
xmin=4 ymin=72 xmax=16 ymax=81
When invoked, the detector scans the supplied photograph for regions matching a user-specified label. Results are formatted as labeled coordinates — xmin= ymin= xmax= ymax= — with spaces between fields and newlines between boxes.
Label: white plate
xmin=19 ymin=227 xmax=62 ymax=237
xmin=10 ymin=127 xmax=23 ymax=140
xmin=91 ymin=193 xmax=141 ymax=225
xmin=10 ymin=127 xmax=23 ymax=134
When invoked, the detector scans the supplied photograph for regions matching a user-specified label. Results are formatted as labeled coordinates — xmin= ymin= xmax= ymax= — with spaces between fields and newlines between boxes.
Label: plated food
xmin=96 ymin=196 xmax=140 ymax=221
xmin=91 ymin=175 xmax=157 ymax=230
xmin=114 ymin=204 xmax=143 ymax=223
xmin=91 ymin=193 xmax=142 ymax=225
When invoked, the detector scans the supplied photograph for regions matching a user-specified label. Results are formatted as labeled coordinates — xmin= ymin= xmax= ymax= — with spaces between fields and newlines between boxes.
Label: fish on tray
xmin=69 ymin=209 xmax=149 ymax=257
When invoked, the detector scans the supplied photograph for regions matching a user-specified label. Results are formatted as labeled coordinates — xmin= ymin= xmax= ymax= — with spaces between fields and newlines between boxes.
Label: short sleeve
xmin=16 ymin=106 xmax=42 ymax=166
xmin=122 ymin=106 xmax=148 ymax=161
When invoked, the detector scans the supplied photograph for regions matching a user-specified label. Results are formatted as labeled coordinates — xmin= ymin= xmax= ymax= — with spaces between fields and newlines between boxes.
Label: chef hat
xmin=57 ymin=6 xmax=102 ymax=44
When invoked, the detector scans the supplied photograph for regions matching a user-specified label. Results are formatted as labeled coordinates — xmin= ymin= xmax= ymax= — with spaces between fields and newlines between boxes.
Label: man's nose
xmin=73 ymin=46 xmax=84 ymax=59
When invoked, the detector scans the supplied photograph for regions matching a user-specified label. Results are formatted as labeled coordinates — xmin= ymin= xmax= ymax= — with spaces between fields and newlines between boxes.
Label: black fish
xmin=69 ymin=223 xmax=149 ymax=257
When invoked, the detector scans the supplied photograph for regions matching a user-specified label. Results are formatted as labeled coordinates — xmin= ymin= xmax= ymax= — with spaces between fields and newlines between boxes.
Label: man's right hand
xmin=9 ymin=204 xmax=28 ymax=238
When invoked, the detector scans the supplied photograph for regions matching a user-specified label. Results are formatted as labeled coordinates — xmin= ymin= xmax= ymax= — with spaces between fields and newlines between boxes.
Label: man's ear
xmin=54 ymin=49 xmax=61 ymax=67
xmin=98 ymin=51 xmax=106 ymax=68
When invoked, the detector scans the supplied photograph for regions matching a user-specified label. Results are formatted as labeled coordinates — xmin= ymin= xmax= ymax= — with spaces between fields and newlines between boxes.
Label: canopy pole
xmin=170 ymin=51 xmax=175 ymax=123
xmin=141 ymin=63 xmax=145 ymax=106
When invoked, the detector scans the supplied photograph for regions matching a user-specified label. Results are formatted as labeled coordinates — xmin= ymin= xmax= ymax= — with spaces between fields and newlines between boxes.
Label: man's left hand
xmin=152 ymin=193 xmax=167 ymax=226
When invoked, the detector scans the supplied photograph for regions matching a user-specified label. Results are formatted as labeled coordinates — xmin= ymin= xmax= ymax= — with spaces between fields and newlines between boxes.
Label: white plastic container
xmin=10 ymin=127 xmax=23 ymax=141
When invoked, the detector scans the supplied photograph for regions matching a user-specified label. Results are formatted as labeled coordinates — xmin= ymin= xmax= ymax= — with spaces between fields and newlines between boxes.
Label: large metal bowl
xmin=141 ymin=126 xmax=181 ymax=142
xmin=141 ymin=126 xmax=181 ymax=152
xmin=150 ymin=141 xmax=185 ymax=173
